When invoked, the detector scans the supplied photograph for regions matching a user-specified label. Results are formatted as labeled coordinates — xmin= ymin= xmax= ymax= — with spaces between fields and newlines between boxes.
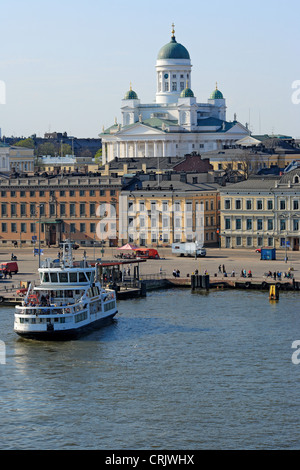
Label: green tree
xmin=37 ymin=142 xmax=56 ymax=156
xmin=13 ymin=137 xmax=35 ymax=149
xmin=94 ymin=148 xmax=102 ymax=164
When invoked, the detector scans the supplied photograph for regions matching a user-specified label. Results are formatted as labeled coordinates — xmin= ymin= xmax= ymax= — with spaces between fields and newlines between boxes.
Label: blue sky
xmin=1 ymin=0 xmax=300 ymax=139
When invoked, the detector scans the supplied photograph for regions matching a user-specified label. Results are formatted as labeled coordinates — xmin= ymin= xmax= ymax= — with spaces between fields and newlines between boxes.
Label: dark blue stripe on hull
xmin=15 ymin=312 xmax=117 ymax=341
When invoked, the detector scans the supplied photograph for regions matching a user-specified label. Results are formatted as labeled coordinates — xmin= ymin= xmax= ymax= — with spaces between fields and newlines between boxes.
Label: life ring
xmin=66 ymin=308 xmax=71 ymax=313
xmin=276 ymin=283 xmax=281 ymax=290
xmin=0 ymin=296 xmax=4 ymax=303
xmin=261 ymin=281 xmax=267 ymax=289
xmin=245 ymin=282 xmax=251 ymax=288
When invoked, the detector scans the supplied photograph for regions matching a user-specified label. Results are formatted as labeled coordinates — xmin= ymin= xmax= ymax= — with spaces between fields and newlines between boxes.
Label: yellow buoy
xmin=269 ymin=284 xmax=279 ymax=301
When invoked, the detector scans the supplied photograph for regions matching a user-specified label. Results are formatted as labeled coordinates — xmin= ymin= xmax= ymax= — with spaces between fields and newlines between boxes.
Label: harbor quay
xmin=0 ymin=246 xmax=299 ymax=298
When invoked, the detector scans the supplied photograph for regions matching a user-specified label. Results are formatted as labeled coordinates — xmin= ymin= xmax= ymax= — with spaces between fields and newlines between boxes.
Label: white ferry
xmin=14 ymin=240 xmax=118 ymax=340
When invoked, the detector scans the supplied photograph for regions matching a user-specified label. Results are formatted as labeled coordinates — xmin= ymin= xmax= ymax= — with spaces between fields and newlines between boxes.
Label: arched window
xmin=294 ymin=175 xmax=299 ymax=184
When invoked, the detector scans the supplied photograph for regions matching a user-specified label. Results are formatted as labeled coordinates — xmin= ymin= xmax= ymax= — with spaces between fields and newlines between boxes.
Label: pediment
xmin=226 ymin=122 xmax=250 ymax=135
xmin=116 ymin=123 xmax=165 ymax=136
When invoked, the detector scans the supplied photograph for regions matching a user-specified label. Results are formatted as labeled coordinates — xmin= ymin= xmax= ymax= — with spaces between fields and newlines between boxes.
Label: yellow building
xmin=220 ymin=168 xmax=300 ymax=251
xmin=120 ymin=174 xmax=220 ymax=247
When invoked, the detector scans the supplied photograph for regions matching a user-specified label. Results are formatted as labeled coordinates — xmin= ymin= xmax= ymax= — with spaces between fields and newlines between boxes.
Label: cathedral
xmin=100 ymin=25 xmax=250 ymax=163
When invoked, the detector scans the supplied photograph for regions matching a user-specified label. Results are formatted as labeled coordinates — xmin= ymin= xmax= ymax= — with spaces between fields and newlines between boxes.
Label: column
xmin=162 ymin=141 xmax=166 ymax=157
xmin=145 ymin=141 xmax=148 ymax=157
xmin=134 ymin=141 xmax=138 ymax=158
xmin=126 ymin=142 xmax=129 ymax=158
xmin=102 ymin=143 xmax=106 ymax=163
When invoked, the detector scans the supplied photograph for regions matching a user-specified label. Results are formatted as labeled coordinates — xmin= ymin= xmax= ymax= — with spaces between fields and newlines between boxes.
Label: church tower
xmin=155 ymin=24 xmax=192 ymax=104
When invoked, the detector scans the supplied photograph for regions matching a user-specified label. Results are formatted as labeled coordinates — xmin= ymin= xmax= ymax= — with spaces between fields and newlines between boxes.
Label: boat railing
xmin=15 ymin=302 xmax=85 ymax=316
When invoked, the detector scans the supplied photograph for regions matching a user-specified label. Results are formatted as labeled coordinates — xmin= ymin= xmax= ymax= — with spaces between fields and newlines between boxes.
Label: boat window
xmin=86 ymin=271 xmax=92 ymax=280
xmin=50 ymin=272 xmax=58 ymax=283
xmin=69 ymin=272 xmax=77 ymax=283
xmin=59 ymin=272 xmax=68 ymax=283
xmin=79 ymin=272 xmax=86 ymax=282
xmin=43 ymin=272 xmax=50 ymax=283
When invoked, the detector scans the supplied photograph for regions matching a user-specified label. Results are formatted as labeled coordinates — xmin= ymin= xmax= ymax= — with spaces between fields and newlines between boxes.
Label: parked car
xmin=0 ymin=261 xmax=19 ymax=274
xmin=255 ymin=248 xmax=261 ymax=253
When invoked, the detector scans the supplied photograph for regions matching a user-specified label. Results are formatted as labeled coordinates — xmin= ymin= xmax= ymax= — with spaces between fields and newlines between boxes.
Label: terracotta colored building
xmin=0 ymin=175 xmax=122 ymax=247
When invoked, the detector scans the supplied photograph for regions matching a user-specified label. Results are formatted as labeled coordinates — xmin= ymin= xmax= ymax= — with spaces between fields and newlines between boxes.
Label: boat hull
xmin=14 ymin=311 xmax=117 ymax=341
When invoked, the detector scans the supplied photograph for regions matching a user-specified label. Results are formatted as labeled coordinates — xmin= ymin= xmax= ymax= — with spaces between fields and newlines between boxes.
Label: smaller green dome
xmin=180 ymin=87 xmax=194 ymax=98
xmin=210 ymin=83 xmax=224 ymax=99
xmin=124 ymin=84 xmax=138 ymax=100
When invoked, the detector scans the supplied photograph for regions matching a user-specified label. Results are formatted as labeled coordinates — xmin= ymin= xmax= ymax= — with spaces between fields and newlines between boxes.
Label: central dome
xmin=157 ymin=36 xmax=190 ymax=60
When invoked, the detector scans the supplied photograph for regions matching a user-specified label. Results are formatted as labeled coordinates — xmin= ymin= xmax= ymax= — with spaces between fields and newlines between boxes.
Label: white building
xmin=100 ymin=25 xmax=250 ymax=163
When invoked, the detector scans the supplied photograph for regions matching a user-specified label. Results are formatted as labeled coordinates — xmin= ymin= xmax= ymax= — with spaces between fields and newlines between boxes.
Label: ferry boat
xmin=14 ymin=240 xmax=118 ymax=340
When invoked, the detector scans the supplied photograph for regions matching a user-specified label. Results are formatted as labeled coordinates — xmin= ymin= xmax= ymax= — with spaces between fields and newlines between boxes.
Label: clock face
xmin=164 ymin=73 xmax=168 ymax=79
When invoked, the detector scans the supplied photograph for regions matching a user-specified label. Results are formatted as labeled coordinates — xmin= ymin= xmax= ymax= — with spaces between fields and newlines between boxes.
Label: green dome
xmin=180 ymin=87 xmax=194 ymax=98
xmin=210 ymin=84 xmax=224 ymax=99
xmin=124 ymin=85 xmax=138 ymax=100
xmin=157 ymin=36 xmax=190 ymax=60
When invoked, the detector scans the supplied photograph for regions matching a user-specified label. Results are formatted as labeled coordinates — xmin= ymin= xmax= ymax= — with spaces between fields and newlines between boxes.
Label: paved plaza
xmin=0 ymin=246 xmax=299 ymax=294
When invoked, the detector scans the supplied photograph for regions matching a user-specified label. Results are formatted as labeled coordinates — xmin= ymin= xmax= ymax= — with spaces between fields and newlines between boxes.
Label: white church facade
xmin=100 ymin=26 xmax=250 ymax=163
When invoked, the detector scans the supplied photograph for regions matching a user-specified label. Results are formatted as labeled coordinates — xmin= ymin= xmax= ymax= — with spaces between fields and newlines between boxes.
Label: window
xmin=236 ymin=218 xmax=241 ymax=230
xmin=50 ymin=204 xmax=55 ymax=216
xmin=180 ymin=82 xmax=184 ymax=90
xmin=1 ymin=204 xmax=6 ymax=216
xmin=90 ymin=223 xmax=96 ymax=233
xmin=165 ymin=82 xmax=169 ymax=91
xmin=30 ymin=223 xmax=36 ymax=233
xmin=235 ymin=200 xmax=241 ymax=210
xmin=69 ymin=190 xmax=75 ymax=197
xmin=246 ymin=237 xmax=252 ymax=246
xmin=80 ymin=223 xmax=86 ymax=233
xmin=267 ymin=200 xmax=273 ymax=210
xmin=139 ymin=201 xmax=145 ymax=212
xmin=293 ymin=200 xmax=299 ymax=210
xmin=70 ymin=223 xmax=76 ymax=233
xmin=90 ymin=190 xmax=95 ymax=197
xmin=246 ymin=219 xmax=252 ymax=230
xmin=80 ymin=203 xmax=86 ymax=216
xmin=246 ymin=200 xmax=252 ymax=210
xmin=11 ymin=223 xmax=17 ymax=233
xmin=257 ymin=219 xmax=263 ymax=230
xmin=11 ymin=191 xmax=16 ymax=197
xmin=11 ymin=203 xmax=16 ymax=216
xmin=60 ymin=190 xmax=65 ymax=197
xmin=100 ymin=190 xmax=105 ymax=196
xmin=60 ymin=203 xmax=66 ymax=216
xmin=172 ymin=82 xmax=177 ymax=91
xmin=280 ymin=200 xmax=286 ymax=210
xmin=40 ymin=204 xmax=45 ymax=217
xmin=21 ymin=223 xmax=26 ymax=233
xmin=90 ymin=203 xmax=96 ymax=216
xmin=186 ymin=202 xmax=192 ymax=212
xmin=70 ymin=203 xmax=75 ymax=217
xmin=268 ymin=237 xmax=274 ymax=246
xmin=293 ymin=219 xmax=299 ymax=231
xmin=30 ymin=191 xmax=35 ymax=197
xmin=225 ymin=218 xmax=231 ymax=230
xmin=257 ymin=236 xmax=263 ymax=246
xmin=267 ymin=219 xmax=273 ymax=230
xmin=110 ymin=190 xmax=116 ymax=196
xmin=1 ymin=223 xmax=6 ymax=232
xmin=20 ymin=191 xmax=25 ymax=197
xmin=39 ymin=190 xmax=45 ymax=197
xmin=30 ymin=204 xmax=36 ymax=216
xmin=79 ymin=190 xmax=85 ymax=197
xmin=20 ymin=203 xmax=26 ymax=217
xmin=280 ymin=219 xmax=286 ymax=231
xmin=224 ymin=199 xmax=230 ymax=209
xmin=257 ymin=200 xmax=263 ymax=210
xmin=236 ymin=236 xmax=242 ymax=246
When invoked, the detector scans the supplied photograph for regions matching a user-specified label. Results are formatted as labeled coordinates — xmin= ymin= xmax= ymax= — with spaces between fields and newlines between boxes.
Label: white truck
xmin=171 ymin=242 xmax=206 ymax=257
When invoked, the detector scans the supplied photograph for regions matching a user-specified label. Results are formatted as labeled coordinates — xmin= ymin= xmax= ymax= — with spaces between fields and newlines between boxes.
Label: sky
xmin=0 ymin=0 xmax=300 ymax=139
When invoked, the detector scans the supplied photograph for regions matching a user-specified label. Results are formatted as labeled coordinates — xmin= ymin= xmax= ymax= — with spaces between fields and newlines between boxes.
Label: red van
xmin=0 ymin=262 xmax=19 ymax=274
xmin=135 ymin=249 xmax=160 ymax=259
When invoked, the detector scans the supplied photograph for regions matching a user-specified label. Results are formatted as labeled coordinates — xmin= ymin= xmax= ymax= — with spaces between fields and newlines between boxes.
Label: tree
xmin=13 ymin=137 xmax=35 ymax=149
xmin=37 ymin=142 xmax=56 ymax=156
xmin=94 ymin=148 xmax=102 ymax=164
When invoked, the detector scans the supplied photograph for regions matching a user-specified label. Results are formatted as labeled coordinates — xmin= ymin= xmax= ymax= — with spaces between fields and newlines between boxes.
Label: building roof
xmin=220 ymin=176 xmax=280 ymax=192
xmin=157 ymin=36 xmax=190 ymax=60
